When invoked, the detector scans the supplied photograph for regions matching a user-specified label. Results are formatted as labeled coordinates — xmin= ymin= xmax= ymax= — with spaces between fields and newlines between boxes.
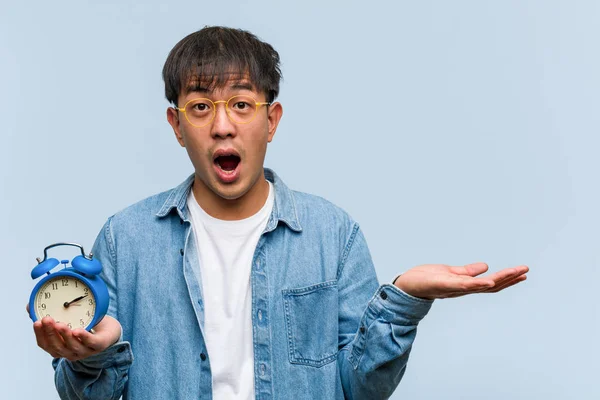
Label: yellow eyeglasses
xmin=175 ymin=95 xmax=270 ymax=128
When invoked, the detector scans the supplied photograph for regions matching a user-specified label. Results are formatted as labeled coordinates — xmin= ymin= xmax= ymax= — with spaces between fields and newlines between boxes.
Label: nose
xmin=211 ymin=101 xmax=236 ymax=139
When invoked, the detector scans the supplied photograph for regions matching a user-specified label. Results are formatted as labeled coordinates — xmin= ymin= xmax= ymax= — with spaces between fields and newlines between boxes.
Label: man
xmin=31 ymin=26 xmax=528 ymax=399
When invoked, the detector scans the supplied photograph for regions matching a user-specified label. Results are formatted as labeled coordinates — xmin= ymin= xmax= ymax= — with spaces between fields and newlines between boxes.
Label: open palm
xmin=394 ymin=262 xmax=529 ymax=300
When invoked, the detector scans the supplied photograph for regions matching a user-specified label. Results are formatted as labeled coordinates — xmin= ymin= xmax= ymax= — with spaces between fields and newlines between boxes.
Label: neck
xmin=191 ymin=175 xmax=270 ymax=221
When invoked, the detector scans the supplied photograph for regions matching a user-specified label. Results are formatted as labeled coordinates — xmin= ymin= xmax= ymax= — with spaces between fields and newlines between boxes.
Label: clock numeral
xmin=67 ymin=323 xmax=72 ymax=329
xmin=52 ymin=283 xmax=58 ymax=290
xmin=62 ymin=279 xmax=69 ymax=287
xmin=88 ymin=299 xmax=94 ymax=305
xmin=45 ymin=314 xmax=50 ymax=317
xmin=84 ymin=288 xmax=89 ymax=294
xmin=80 ymin=319 xmax=85 ymax=326
xmin=44 ymin=292 xmax=51 ymax=299
xmin=75 ymin=281 xmax=78 ymax=288
xmin=41 ymin=303 xmax=46 ymax=310
xmin=86 ymin=310 xmax=91 ymax=317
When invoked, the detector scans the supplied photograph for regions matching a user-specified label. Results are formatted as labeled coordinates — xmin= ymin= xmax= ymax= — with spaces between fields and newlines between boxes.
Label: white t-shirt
xmin=186 ymin=181 xmax=274 ymax=400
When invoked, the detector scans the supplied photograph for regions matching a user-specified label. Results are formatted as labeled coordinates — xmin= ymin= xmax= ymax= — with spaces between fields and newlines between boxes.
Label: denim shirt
xmin=52 ymin=168 xmax=433 ymax=400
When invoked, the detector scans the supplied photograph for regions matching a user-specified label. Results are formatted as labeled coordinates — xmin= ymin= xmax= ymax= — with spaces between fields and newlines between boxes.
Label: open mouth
xmin=212 ymin=149 xmax=242 ymax=183
xmin=215 ymin=154 xmax=241 ymax=172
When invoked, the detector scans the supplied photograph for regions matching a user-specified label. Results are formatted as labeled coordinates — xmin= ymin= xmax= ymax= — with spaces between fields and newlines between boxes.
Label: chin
xmin=212 ymin=182 xmax=249 ymax=201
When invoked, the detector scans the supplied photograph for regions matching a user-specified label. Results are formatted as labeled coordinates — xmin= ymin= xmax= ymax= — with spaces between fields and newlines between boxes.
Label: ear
xmin=266 ymin=102 xmax=283 ymax=143
xmin=167 ymin=107 xmax=186 ymax=147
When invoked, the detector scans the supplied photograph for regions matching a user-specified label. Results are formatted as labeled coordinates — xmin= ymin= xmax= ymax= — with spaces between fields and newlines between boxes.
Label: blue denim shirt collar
xmin=155 ymin=167 xmax=303 ymax=232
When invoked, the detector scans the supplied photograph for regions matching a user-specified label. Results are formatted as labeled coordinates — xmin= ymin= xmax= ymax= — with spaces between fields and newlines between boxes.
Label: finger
xmin=486 ymin=265 xmax=529 ymax=285
xmin=445 ymin=274 xmax=528 ymax=297
xmin=55 ymin=325 xmax=88 ymax=360
xmin=437 ymin=274 xmax=495 ymax=294
xmin=443 ymin=284 xmax=499 ymax=298
xmin=448 ymin=262 xmax=489 ymax=277
xmin=485 ymin=275 xmax=527 ymax=293
xmin=33 ymin=320 xmax=49 ymax=350
xmin=485 ymin=268 xmax=518 ymax=284
xmin=72 ymin=329 xmax=103 ymax=352
xmin=453 ymin=272 xmax=525 ymax=295
xmin=487 ymin=270 xmax=527 ymax=290
xmin=41 ymin=317 xmax=67 ymax=358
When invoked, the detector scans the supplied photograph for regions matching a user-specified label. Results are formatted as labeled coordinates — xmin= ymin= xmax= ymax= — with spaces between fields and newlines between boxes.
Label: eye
xmin=192 ymin=103 xmax=210 ymax=111
xmin=186 ymin=99 xmax=212 ymax=114
xmin=231 ymin=101 xmax=250 ymax=110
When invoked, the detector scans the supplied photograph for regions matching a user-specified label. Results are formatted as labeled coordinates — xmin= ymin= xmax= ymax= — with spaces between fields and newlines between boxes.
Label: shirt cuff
xmin=372 ymin=284 xmax=434 ymax=324
xmin=76 ymin=341 xmax=133 ymax=369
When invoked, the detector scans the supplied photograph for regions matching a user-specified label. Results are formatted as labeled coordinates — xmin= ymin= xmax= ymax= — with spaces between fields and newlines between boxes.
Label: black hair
xmin=162 ymin=26 xmax=282 ymax=106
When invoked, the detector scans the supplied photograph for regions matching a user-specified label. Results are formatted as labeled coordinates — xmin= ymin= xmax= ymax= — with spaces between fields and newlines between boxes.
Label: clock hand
xmin=63 ymin=294 xmax=89 ymax=308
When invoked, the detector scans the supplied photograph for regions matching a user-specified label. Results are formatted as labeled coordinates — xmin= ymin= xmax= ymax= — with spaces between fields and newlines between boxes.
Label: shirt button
xmin=255 ymin=260 xmax=261 ymax=270
xmin=200 ymin=353 xmax=207 ymax=361
xmin=180 ymin=249 xmax=184 ymax=256
xmin=380 ymin=291 xmax=388 ymax=300
xmin=359 ymin=326 xmax=366 ymax=334
xmin=258 ymin=310 xmax=263 ymax=321
xmin=260 ymin=364 xmax=266 ymax=376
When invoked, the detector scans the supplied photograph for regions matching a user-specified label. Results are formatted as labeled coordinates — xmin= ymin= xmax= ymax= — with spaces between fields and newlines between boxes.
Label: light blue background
xmin=2 ymin=1 xmax=598 ymax=399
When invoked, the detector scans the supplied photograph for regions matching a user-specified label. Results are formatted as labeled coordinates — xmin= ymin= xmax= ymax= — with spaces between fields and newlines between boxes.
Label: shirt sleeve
xmin=337 ymin=224 xmax=433 ymax=399
xmin=53 ymin=217 xmax=133 ymax=400
xmin=52 ymin=342 xmax=133 ymax=400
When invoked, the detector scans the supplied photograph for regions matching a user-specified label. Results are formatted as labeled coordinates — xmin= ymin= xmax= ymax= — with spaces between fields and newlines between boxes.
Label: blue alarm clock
xmin=28 ymin=243 xmax=109 ymax=331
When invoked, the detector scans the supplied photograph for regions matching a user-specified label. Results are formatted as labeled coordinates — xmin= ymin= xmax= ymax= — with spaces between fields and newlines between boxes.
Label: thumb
xmin=448 ymin=262 xmax=489 ymax=277
xmin=73 ymin=316 xmax=121 ymax=352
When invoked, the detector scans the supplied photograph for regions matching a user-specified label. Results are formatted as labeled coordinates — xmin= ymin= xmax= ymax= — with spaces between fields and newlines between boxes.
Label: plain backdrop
xmin=1 ymin=1 xmax=598 ymax=399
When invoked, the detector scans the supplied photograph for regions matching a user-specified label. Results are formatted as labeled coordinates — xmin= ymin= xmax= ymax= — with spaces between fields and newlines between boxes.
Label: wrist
xmin=393 ymin=274 xmax=434 ymax=300
xmin=393 ymin=274 xmax=408 ymax=291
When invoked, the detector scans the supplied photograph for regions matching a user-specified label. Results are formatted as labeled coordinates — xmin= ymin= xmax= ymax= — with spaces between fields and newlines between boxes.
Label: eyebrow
xmin=185 ymin=81 xmax=256 ymax=95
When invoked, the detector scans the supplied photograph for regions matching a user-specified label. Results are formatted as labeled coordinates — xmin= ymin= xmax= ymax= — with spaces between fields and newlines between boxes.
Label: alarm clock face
xmin=34 ymin=275 xmax=95 ymax=330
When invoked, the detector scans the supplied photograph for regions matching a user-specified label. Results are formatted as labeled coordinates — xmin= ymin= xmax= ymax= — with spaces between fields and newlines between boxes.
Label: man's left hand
xmin=393 ymin=262 xmax=529 ymax=300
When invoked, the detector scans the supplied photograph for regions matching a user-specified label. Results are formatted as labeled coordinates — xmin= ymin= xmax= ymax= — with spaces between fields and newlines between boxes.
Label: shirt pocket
xmin=282 ymin=280 xmax=338 ymax=367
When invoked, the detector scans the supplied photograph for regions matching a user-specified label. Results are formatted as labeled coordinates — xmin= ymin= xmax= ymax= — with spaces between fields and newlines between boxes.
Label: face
xmin=166 ymin=77 xmax=283 ymax=215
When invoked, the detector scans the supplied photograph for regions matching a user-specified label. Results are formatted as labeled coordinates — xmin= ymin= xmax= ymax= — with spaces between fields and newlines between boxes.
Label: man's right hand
xmin=29 ymin=304 xmax=122 ymax=362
